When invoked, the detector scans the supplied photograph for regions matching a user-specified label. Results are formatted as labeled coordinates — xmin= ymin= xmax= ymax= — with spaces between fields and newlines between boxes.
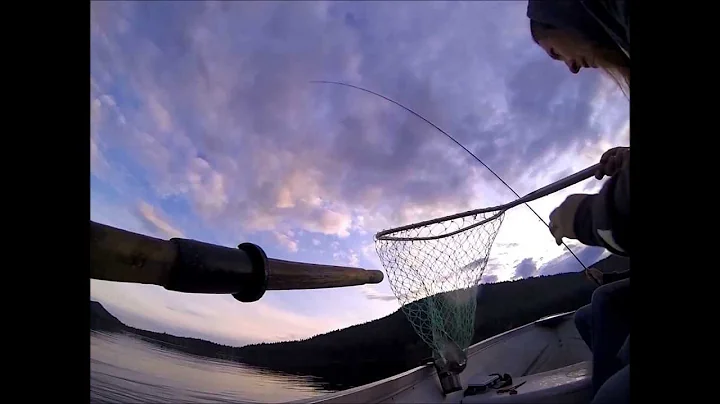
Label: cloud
xmin=332 ymin=249 xmax=360 ymax=267
xmin=538 ymin=245 xmax=607 ymax=276
xmin=187 ymin=157 xmax=229 ymax=217
xmin=136 ymin=201 xmax=184 ymax=238
xmin=300 ymin=209 xmax=353 ymax=238
xmin=90 ymin=136 xmax=111 ymax=180
xmin=91 ymin=1 xmax=627 ymax=242
xmin=583 ymin=178 xmax=606 ymax=193
xmin=273 ymin=231 xmax=299 ymax=253
xmin=514 ymin=257 xmax=538 ymax=279
xmin=349 ymin=251 xmax=360 ymax=267
xmin=359 ymin=284 xmax=398 ymax=302
xmin=147 ymin=94 xmax=173 ymax=132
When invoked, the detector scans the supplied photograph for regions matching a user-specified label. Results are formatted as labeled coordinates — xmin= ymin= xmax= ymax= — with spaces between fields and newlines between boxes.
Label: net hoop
xmin=375 ymin=163 xmax=600 ymax=242
xmin=376 ymin=207 xmax=506 ymax=242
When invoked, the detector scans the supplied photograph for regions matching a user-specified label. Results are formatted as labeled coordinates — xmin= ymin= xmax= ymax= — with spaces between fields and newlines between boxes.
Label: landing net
xmin=375 ymin=209 xmax=504 ymax=358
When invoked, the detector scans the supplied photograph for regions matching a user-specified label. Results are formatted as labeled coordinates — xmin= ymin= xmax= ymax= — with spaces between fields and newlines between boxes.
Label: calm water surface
xmin=91 ymin=331 xmax=333 ymax=403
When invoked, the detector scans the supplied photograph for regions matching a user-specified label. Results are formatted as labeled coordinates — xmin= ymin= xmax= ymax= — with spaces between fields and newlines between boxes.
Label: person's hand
xmin=585 ymin=267 xmax=603 ymax=284
xmin=548 ymin=194 xmax=589 ymax=245
xmin=594 ymin=147 xmax=629 ymax=180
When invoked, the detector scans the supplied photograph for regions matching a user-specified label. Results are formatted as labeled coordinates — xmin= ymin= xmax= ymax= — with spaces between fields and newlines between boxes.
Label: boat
xmin=291 ymin=311 xmax=592 ymax=404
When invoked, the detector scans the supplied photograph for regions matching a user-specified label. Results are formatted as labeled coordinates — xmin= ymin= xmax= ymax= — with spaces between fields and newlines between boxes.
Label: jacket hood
xmin=526 ymin=0 xmax=617 ymax=49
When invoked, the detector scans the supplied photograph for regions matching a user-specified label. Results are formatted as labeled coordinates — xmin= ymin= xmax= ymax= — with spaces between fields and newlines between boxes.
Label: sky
xmin=90 ymin=1 xmax=629 ymax=348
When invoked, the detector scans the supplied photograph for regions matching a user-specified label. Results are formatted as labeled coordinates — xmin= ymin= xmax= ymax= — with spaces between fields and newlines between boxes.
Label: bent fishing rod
xmin=312 ymin=80 xmax=600 ymax=281
xmin=90 ymin=221 xmax=384 ymax=302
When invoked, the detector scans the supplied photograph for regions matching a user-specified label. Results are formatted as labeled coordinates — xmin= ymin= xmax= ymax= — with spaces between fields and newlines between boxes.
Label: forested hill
xmin=91 ymin=254 xmax=629 ymax=390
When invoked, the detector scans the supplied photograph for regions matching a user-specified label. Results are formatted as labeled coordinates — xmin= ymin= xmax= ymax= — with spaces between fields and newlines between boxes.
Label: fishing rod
xmin=90 ymin=221 xmax=384 ymax=302
xmin=311 ymin=80 xmax=596 ymax=280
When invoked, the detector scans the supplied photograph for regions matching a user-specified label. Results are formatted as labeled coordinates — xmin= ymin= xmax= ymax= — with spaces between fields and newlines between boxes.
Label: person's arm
xmin=572 ymin=156 xmax=630 ymax=256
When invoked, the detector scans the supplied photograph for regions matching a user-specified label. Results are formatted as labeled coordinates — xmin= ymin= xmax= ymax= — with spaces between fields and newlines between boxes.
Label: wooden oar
xmin=90 ymin=221 xmax=384 ymax=302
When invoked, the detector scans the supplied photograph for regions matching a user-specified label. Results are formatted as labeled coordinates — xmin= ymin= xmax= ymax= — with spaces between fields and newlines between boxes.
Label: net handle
xmin=376 ymin=163 xmax=600 ymax=240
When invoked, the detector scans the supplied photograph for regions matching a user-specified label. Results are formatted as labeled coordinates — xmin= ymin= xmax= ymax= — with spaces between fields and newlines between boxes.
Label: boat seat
xmin=460 ymin=361 xmax=593 ymax=404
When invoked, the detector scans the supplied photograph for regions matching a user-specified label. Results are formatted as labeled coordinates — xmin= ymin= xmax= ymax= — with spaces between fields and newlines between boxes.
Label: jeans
xmin=574 ymin=278 xmax=630 ymax=394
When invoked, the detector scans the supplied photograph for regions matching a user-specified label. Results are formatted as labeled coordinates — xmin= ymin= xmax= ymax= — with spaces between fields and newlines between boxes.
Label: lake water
xmin=91 ymin=331 xmax=333 ymax=403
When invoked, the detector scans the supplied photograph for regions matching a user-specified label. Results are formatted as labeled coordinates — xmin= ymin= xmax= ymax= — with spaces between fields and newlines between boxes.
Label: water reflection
xmin=91 ymin=331 xmax=331 ymax=403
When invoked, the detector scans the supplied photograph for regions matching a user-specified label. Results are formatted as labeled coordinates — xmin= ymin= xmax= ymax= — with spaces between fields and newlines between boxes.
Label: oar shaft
xmin=90 ymin=220 xmax=175 ymax=286
xmin=266 ymin=259 xmax=385 ymax=290
xmin=90 ymin=221 xmax=384 ymax=302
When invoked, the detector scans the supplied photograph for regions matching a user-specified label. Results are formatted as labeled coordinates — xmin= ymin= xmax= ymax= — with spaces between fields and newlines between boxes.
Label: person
xmin=526 ymin=1 xmax=631 ymax=403
xmin=527 ymin=0 xmax=629 ymax=95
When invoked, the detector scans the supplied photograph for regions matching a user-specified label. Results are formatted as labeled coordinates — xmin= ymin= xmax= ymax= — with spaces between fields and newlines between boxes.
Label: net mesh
xmin=375 ymin=210 xmax=505 ymax=358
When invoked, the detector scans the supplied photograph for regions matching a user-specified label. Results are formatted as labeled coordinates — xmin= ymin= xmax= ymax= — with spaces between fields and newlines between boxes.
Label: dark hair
xmin=529 ymin=19 xmax=630 ymax=95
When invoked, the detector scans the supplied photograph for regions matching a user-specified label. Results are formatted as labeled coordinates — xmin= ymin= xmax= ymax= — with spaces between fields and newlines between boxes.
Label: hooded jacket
xmin=527 ymin=0 xmax=629 ymax=57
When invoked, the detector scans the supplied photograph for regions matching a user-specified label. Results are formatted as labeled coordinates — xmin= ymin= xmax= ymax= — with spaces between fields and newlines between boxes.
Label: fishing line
xmin=311 ymin=80 xmax=593 ymax=277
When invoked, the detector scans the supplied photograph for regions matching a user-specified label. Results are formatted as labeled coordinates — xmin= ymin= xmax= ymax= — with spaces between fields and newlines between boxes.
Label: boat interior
xmin=294 ymin=311 xmax=594 ymax=404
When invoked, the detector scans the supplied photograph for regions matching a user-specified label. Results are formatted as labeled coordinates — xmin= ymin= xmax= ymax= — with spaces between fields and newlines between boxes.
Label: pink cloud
xmin=137 ymin=201 xmax=185 ymax=238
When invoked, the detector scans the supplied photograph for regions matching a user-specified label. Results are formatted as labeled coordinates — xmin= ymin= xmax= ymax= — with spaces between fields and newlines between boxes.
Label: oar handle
xmin=90 ymin=221 xmax=384 ymax=302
